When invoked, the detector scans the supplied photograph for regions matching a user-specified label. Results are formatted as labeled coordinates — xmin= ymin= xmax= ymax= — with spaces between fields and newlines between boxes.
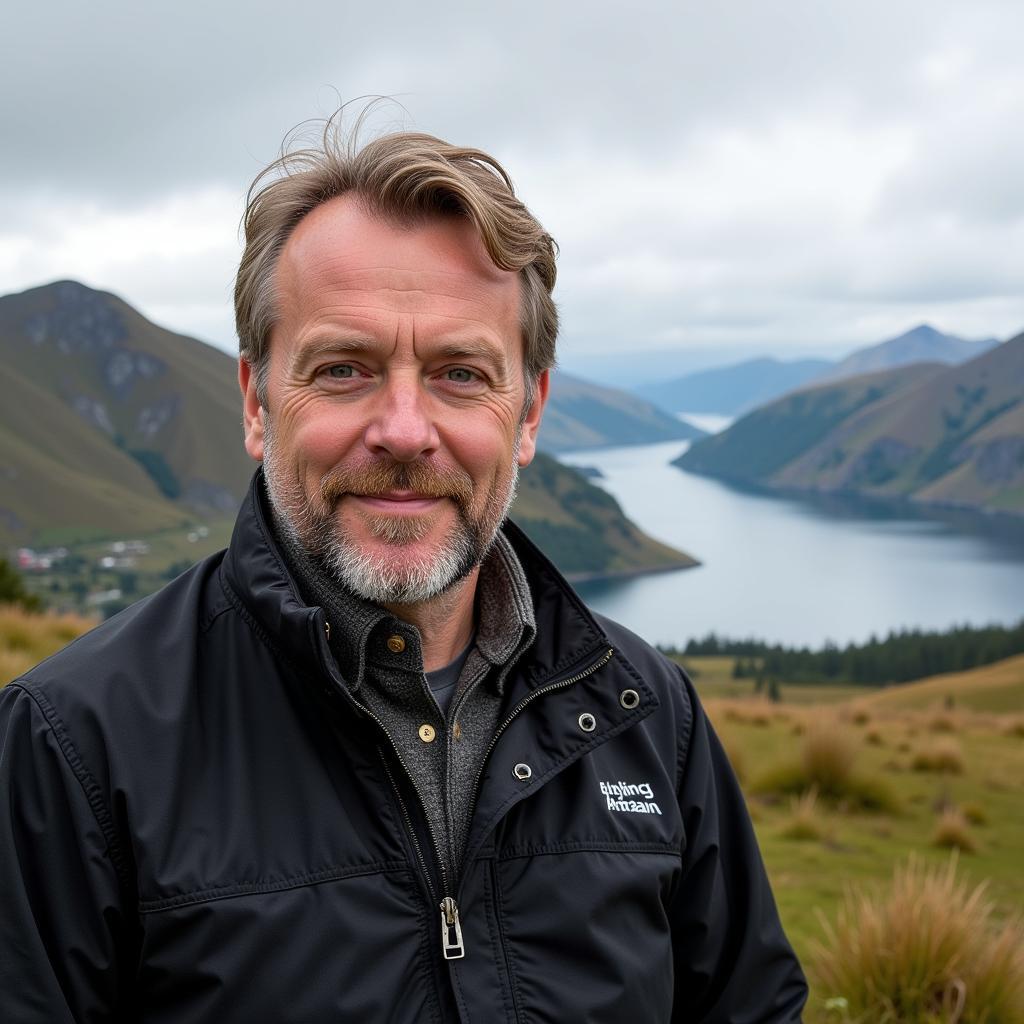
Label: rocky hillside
xmin=675 ymin=334 xmax=1024 ymax=517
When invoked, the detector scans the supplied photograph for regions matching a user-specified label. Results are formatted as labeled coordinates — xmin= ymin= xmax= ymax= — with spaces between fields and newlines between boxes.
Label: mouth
xmin=348 ymin=492 xmax=447 ymax=515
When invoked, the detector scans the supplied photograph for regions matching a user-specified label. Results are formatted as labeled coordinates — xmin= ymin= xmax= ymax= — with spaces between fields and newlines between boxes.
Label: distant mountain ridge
xmin=675 ymin=335 xmax=1024 ymax=517
xmin=0 ymin=280 xmax=695 ymax=578
xmin=814 ymin=324 xmax=998 ymax=384
xmin=635 ymin=324 xmax=999 ymax=418
xmin=636 ymin=357 xmax=832 ymax=416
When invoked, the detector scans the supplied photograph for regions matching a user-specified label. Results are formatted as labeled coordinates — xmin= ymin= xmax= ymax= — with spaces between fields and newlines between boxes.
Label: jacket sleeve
xmin=669 ymin=671 xmax=808 ymax=1022
xmin=0 ymin=682 xmax=132 ymax=1023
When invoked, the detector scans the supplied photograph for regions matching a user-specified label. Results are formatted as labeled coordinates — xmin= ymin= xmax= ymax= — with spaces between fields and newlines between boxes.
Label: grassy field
xmin=692 ymin=656 xmax=1024 ymax=1020
xmin=3 ymin=621 xmax=1022 ymax=1018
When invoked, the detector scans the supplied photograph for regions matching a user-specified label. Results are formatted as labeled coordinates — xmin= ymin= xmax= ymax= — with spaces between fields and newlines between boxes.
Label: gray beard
xmin=261 ymin=417 xmax=520 ymax=606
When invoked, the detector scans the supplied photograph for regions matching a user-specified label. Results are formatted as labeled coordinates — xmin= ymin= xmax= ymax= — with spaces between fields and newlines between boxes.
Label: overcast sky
xmin=2 ymin=0 xmax=1022 ymax=382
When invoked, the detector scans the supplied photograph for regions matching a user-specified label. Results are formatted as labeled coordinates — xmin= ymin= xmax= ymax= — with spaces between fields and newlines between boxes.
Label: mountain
xmin=634 ymin=357 xmax=833 ymax=417
xmin=814 ymin=324 xmax=998 ymax=385
xmin=0 ymin=280 xmax=695 ymax=579
xmin=540 ymin=370 xmax=702 ymax=451
xmin=675 ymin=334 xmax=1024 ymax=517
xmin=514 ymin=452 xmax=697 ymax=577
xmin=0 ymin=280 xmax=249 ymax=543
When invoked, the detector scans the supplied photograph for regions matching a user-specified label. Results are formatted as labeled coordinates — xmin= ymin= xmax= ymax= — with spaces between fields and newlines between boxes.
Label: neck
xmin=383 ymin=567 xmax=479 ymax=672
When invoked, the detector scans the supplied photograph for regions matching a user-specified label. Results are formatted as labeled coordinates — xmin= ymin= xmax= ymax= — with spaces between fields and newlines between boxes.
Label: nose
xmin=362 ymin=373 xmax=441 ymax=462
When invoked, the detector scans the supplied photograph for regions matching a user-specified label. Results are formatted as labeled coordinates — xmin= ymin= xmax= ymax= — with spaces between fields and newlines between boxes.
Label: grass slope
xmin=678 ymin=334 xmax=1024 ymax=516
xmin=855 ymin=654 xmax=1024 ymax=713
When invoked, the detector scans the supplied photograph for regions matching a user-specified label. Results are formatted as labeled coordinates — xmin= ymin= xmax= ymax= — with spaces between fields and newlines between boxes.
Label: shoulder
xmin=593 ymin=611 xmax=693 ymax=703
xmin=591 ymin=611 xmax=700 ymax=780
xmin=8 ymin=552 xmax=230 ymax=750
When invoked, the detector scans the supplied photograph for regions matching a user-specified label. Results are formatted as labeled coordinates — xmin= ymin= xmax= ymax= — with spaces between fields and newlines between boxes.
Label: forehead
xmin=274 ymin=195 xmax=522 ymax=337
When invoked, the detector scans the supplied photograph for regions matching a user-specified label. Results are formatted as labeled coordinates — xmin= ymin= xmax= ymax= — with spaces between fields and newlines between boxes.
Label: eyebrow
xmin=292 ymin=334 xmax=510 ymax=370
xmin=429 ymin=339 xmax=508 ymax=366
xmin=289 ymin=335 xmax=377 ymax=371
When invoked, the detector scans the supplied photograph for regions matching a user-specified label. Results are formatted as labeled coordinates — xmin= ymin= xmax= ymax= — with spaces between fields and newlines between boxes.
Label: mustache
xmin=318 ymin=460 xmax=475 ymax=507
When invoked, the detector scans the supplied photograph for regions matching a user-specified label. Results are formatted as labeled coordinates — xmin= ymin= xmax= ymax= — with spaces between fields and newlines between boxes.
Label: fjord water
xmin=558 ymin=440 xmax=1024 ymax=648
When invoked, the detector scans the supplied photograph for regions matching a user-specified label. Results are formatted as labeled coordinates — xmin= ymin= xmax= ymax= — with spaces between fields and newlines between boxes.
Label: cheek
xmin=283 ymin=412 xmax=363 ymax=477
xmin=445 ymin=422 xmax=518 ymax=485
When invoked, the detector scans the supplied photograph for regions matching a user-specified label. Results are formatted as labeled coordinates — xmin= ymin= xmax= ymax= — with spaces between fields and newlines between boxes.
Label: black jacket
xmin=1 ymin=477 xmax=807 ymax=1022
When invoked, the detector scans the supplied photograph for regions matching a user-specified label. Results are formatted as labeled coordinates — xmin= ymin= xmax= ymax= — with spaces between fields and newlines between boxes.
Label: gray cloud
xmin=2 ymin=0 xmax=1023 ymax=361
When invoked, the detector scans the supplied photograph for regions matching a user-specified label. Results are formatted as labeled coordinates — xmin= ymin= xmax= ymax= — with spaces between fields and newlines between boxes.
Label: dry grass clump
xmin=929 ymin=711 xmax=959 ymax=734
xmin=932 ymin=808 xmax=977 ymax=853
xmin=912 ymin=737 xmax=966 ymax=775
xmin=1005 ymin=717 xmax=1024 ymax=739
xmin=779 ymin=787 xmax=827 ymax=842
xmin=801 ymin=716 xmax=857 ymax=792
xmin=962 ymin=802 xmax=988 ymax=826
xmin=850 ymin=708 xmax=871 ymax=726
xmin=865 ymin=728 xmax=885 ymax=746
xmin=811 ymin=856 xmax=1024 ymax=1022
xmin=752 ymin=714 xmax=898 ymax=813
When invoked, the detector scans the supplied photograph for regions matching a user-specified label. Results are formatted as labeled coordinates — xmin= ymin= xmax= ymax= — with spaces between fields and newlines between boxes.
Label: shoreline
xmin=674 ymin=466 xmax=1024 ymax=538
xmin=565 ymin=557 xmax=699 ymax=586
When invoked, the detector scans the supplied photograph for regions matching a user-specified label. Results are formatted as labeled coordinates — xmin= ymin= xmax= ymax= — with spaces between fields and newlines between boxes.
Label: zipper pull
xmin=440 ymin=896 xmax=466 ymax=960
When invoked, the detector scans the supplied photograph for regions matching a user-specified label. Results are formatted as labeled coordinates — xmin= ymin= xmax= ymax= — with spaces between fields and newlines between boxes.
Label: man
xmin=1 ymin=124 xmax=807 ymax=1021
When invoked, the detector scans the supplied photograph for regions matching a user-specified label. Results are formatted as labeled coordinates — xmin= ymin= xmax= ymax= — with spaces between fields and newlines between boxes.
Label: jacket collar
xmin=222 ymin=470 xmax=611 ymax=692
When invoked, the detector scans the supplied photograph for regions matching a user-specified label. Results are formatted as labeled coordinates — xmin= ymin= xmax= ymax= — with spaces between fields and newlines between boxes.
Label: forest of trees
xmin=662 ymin=620 xmax=1024 ymax=686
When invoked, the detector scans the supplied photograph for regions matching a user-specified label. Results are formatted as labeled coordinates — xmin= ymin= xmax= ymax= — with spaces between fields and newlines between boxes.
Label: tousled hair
xmin=234 ymin=112 xmax=558 ymax=405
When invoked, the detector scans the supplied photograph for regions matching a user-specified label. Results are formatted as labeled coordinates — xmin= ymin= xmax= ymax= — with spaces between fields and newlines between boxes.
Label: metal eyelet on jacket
xmin=578 ymin=712 xmax=596 ymax=732
xmin=619 ymin=689 xmax=640 ymax=709
xmin=513 ymin=762 xmax=532 ymax=780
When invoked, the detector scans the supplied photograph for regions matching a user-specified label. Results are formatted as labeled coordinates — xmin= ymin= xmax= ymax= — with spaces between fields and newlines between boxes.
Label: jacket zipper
xmin=350 ymin=645 xmax=615 ymax=962
xmin=347 ymin=695 xmax=463 ymax=958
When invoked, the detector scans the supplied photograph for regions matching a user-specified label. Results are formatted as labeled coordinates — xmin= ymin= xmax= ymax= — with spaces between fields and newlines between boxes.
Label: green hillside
xmin=676 ymin=334 xmax=1024 ymax=517
xmin=0 ymin=280 xmax=695 ymax=585
xmin=513 ymin=452 xmax=697 ymax=577
xmin=540 ymin=371 xmax=702 ymax=451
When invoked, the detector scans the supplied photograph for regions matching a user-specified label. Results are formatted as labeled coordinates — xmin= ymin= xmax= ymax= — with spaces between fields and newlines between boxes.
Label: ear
xmin=239 ymin=358 xmax=265 ymax=462
xmin=517 ymin=369 xmax=550 ymax=467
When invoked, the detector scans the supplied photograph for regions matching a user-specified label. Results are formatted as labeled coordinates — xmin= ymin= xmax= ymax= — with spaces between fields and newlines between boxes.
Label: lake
xmin=557 ymin=440 xmax=1024 ymax=648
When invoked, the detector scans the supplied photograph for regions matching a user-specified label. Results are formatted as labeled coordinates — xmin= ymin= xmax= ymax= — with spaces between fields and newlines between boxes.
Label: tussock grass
xmin=962 ymin=802 xmax=989 ymax=826
xmin=811 ymin=856 xmax=1024 ymax=1022
xmin=850 ymin=708 xmax=871 ymax=726
xmin=0 ymin=605 xmax=94 ymax=685
xmin=1005 ymin=718 xmax=1024 ymax=739
xmin=779 ymin=787 xmax=827 ymax=842
xmin=865 ymin=728 xmax=885 ymax=746
xmin=801 ymin=716 xmax=857 ymax=792
xmin=912 ymin=737 xmax=966 ymax=775
xmin=752 ymin=715 xmax=898 ymax=813
xmin=928 ymin=711 xmax=959 ymax=733
xmin=933 ymin=808 xmax=977 ymax=853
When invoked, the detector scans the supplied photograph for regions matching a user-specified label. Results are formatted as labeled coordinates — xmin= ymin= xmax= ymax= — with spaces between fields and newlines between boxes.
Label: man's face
xmin=240 ymin=196 xmax=548 ymax=605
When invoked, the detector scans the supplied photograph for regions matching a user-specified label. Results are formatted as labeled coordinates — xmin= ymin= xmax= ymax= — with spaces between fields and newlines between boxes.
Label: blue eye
xmin=326 ymin=365 xmax=355 ymax=379
xmin=446 ymin=368 xmax=476 ymax=383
